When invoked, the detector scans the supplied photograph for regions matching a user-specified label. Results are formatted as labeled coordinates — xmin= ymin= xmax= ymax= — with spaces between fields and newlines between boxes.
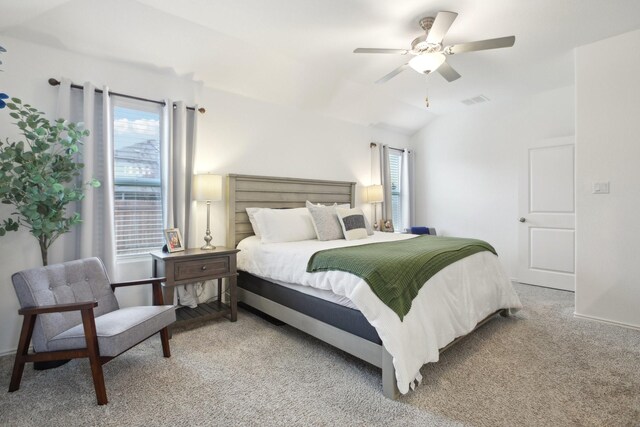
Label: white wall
xmin=575 ymin=29 xmax=640 ymax=328
xmin=193 ymin=88 xmax=410 ymax=249
xmin=410 ymin=86 xmax=575 ymax=278
xmin=0 ymin=37 xmax=409 ymax=355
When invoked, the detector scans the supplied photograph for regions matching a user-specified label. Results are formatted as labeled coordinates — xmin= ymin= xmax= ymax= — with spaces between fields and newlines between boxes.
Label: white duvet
xmin=237 ymin=232 xmax=522 ymax=394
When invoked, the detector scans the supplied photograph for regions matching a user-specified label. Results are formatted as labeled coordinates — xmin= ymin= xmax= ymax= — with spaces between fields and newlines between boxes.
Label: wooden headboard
xmin=226 ymin=174 xmax=356 ymax=248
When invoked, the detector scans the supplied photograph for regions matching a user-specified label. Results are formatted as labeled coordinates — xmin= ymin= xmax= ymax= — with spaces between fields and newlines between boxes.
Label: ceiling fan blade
xmin=447 ymin=36 xmax=515 ymax=54
xmin=375 ymin=64 xmax=409 ymax=84
xmin=426 ymin=11 xmax=458 ymax=44
xmin=354 ymin=48 xmax=408 ymax=55
xmin=436 ymin=61 xmax=461 ymax=82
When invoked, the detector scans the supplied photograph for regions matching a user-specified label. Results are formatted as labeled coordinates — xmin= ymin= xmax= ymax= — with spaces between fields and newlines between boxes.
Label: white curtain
xmin=162 ymin=101 xmax=198 ymax=307
xmin=371 ymin=143 xmax=393 ymax=221
xmin=162 ymin=101 xmax=197 ymax=242
xmin=371 ymin=143 xmax=415 ymax=232
xmin=400 ymin=149 xmax=415 ymax=232
xmin=56 ymin=80 xmax=116 ymax=278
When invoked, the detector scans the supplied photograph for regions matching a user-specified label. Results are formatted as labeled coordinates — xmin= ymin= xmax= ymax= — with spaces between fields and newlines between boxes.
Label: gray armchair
xmin=8 ymin=257 xmax=176 ymax=405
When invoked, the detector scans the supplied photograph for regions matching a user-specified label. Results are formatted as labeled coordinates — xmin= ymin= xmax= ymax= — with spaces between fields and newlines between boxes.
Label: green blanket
xmin=306 ymin=236 xmax=497 ymax=320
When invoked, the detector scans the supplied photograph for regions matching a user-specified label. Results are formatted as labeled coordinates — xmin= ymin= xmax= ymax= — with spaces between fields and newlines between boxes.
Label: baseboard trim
xmin=515 ymin=281 xmax=575 ymax=293
xmin=0 ymin=345 xmax=33 ymax=358
xmin=573 ymin=312 xmax=640 ymax=331
xmin=0 ymin=348 xmax=17 ymax=357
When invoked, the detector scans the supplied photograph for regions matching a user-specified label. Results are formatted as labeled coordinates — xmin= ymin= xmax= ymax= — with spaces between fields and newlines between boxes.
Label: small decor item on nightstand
xmin=164 ymin=228 xmax=185 ymax=253
xmin=380 ymin=219 xmax=394 ymax=233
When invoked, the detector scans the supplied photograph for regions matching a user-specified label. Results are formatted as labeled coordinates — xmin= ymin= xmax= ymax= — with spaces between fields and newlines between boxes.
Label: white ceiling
xmin=2 ymin=0 xmax=640 ymax=135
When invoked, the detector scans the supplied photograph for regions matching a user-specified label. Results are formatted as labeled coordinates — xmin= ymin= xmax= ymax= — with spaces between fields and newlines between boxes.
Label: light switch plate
xmin=592 ymin=182 xmax=610 ymax=194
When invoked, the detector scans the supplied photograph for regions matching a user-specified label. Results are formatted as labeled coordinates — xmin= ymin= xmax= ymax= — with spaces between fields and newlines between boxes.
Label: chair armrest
xmin=110 ymin=277 xmax=167 ymax=306
xmin=110 ymin=277 xmax=166 ymax=291
xmin=18 ymin=301 xmax=98 ymax=316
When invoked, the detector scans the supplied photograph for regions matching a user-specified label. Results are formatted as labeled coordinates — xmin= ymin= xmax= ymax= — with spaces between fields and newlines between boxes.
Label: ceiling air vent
xmin=461 ymin=94 xmax=490 ymax=106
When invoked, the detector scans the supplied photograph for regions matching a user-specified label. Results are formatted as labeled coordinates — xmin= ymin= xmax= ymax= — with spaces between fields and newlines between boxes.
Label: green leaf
xmin=0 ymin=97 xmax=96 ymax=260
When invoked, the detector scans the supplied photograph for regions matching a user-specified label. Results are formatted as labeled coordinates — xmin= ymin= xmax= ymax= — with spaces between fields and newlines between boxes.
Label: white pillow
xmin=254 ymin=207 xmax=317 ymax=243
xmin=336 ymin=207 xmax=369 ymax=241
xmin=246 ymin=207 xmax=267 ymax=238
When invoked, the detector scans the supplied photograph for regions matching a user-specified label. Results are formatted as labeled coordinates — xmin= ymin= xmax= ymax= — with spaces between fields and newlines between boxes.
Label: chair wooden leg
xmin=81 ymin=308 xmax=108 ymax=405
xmin=160 ymin=327 xmax=171 ymax=358
xmin=9 ymin=314 xmax=36 ymax=392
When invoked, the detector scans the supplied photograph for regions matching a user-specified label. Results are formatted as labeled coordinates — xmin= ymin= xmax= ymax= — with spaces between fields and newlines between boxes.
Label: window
xmin=113 ymin=98 xmax=164 ymax=257
xmin=388 ymin=148 xmax=403 ymax=230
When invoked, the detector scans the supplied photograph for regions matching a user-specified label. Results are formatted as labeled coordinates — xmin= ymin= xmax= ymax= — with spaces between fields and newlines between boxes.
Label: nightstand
xmin=151 ymin=247 xmax=240 ymax=329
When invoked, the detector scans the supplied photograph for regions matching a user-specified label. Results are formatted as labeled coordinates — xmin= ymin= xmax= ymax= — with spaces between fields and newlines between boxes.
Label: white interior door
xmin=518 ymin=136 xmax=575 ymax=291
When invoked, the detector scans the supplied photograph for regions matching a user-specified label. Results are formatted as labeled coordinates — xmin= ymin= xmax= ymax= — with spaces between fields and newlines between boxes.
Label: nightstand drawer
xmin=174 ymin=257 xmax=230 ymax=281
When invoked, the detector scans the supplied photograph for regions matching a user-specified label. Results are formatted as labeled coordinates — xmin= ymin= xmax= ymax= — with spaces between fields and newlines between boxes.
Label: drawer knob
xmin=201 ymin=266 xmax=207 ymax=270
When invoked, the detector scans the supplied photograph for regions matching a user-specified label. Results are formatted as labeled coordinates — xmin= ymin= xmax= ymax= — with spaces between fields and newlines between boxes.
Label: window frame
xmin=111 ymin=96 xmax=165 ymax=259
xmin=388 ymin=148 xmax=404 ymax=232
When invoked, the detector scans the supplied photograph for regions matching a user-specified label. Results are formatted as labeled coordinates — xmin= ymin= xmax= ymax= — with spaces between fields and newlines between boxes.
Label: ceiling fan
xmin=354 ymin=11 xmax=515 ymax=84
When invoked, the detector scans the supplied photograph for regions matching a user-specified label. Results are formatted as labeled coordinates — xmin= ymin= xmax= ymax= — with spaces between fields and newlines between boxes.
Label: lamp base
xmin=202 ymin=202 xmax=215 ymax=250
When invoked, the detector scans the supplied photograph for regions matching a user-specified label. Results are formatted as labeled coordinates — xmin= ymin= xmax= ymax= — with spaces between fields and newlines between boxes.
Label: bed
xmin=226 ymin=174 xmax=521 ymax=399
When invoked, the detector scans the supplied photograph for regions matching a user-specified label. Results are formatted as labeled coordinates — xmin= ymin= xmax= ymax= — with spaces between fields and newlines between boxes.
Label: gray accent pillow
xmin=306 ymin=201 xmax=345 ymax=241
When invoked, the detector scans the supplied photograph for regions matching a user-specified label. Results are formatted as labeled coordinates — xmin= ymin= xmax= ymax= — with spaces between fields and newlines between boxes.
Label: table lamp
xmin=193 ymin=173 xmax=222 ymax=250
xmin=366 ymin=184 xmax=384 ymax=229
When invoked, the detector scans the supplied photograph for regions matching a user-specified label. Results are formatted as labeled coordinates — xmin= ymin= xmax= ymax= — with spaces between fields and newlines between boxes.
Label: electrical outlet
xmin=592 ymin=182 xmax=610 ymax=194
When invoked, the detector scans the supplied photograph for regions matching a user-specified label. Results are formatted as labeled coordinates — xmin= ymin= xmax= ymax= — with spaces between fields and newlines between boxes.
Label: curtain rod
xmin=48 ymin=78 xmax=205 ymax=114
xmin=370 ymin=142 xmax=409 ymax=152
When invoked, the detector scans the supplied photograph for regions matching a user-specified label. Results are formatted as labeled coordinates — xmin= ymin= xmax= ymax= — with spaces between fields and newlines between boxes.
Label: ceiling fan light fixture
xmin=408 ymin=53 xmax=446 ymax=74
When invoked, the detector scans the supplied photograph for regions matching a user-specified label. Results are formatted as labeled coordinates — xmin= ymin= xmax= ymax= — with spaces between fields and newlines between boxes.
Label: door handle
xmin=519 ymin=217 xmax=526 ymax=223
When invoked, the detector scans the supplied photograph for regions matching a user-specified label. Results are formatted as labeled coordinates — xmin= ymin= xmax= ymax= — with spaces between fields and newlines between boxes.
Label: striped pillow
xmin=336 ymin=207 xmax=369 ymax=241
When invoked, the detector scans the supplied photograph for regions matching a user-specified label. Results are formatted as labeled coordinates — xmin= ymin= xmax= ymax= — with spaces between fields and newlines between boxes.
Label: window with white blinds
xmin=113 ymin=98 xmax=164 ymax=257
xmin=388 ymin=148 xmax=403 ymax=230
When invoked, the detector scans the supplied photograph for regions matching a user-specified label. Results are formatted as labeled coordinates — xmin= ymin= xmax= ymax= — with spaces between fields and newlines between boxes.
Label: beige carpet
xmin=0 ymin=283 xmax=638 ymax=427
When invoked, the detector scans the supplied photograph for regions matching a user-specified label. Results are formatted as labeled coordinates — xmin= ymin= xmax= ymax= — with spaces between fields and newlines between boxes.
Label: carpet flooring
xmin=0 ymin=283 xmax=638 ymax=426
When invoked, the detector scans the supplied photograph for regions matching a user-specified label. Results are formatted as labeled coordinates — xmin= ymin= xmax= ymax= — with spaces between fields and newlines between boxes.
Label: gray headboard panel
xmin=227 ymin=174 xmax=356 ymax=248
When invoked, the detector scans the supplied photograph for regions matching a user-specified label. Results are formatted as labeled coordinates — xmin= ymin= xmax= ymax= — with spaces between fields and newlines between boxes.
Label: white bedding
xmin=237 ymin=232 xmax=522 ymax=394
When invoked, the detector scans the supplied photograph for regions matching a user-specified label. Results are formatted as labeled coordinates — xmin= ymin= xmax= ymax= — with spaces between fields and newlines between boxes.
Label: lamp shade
xmin=193 ymin=174 xmax=222 ymax=202
xmin=408 ymin=53 xmax=446 ymax=74
xmin=366 ymin=185 xmax=384 ymax=203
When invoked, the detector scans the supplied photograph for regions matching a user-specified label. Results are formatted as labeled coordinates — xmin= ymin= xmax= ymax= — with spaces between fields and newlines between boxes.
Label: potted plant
xmin=0 ymin=96 xmax=99 ymax=265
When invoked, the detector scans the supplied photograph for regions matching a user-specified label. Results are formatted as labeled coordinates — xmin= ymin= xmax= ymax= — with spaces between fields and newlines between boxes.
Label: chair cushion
xmin=47 ymin=305 xmax=176 ymax=357
xmin=11 ymin=258 xmax=119 ymax=352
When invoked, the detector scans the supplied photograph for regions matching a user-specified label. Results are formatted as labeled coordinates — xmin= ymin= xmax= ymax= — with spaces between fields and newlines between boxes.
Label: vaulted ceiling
xmin=2 ymin=0 xmax=640 ymax=134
